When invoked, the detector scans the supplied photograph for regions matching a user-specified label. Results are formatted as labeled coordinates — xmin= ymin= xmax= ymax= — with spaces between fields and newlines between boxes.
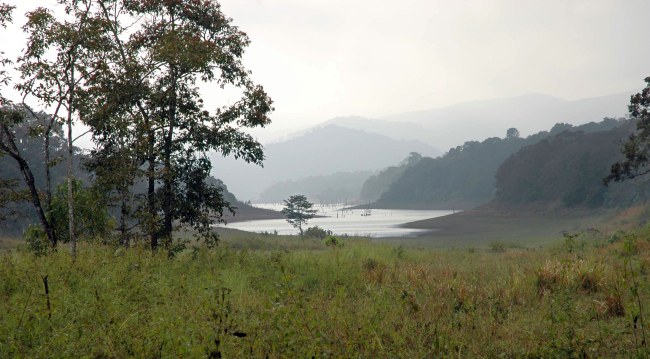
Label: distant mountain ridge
xmin=257 ymin=171 xmax=373 ymax=203
xmin=273 ymin=91 xmax=634 ymax=152
xmin=210 ymin=124 xmax=441 ymax=200
xmin=382 ymin=91 xmax=634 ymax=150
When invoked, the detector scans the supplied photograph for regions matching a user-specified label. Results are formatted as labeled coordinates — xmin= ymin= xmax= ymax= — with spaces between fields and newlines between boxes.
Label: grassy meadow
xmin=2 ymin=223 xmax=650 ymax=357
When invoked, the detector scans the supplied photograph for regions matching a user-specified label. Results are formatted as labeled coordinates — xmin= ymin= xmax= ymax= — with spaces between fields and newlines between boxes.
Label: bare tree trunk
xmin=67 ymin=64 xmax=76 ymax=261
xmin=162 ymin=66 xmax=176 ymax=247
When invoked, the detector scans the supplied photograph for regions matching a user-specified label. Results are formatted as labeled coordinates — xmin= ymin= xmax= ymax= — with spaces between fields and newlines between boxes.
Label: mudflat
xmin=395 ymin=209 xmax=609 ymax=248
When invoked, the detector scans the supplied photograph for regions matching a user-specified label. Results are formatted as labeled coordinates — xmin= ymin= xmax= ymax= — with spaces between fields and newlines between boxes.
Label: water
xmin=219 ymin=203 xmax=455 ymax=238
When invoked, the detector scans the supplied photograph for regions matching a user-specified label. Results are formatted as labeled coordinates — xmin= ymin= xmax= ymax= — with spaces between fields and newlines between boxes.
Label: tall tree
xmin=607 ymin=77 xmax=650 ymax=184
xmin=17 ymin=0 xmax=111 ymax=259
xmin=87 ymin=0 xmax=273 ymax=249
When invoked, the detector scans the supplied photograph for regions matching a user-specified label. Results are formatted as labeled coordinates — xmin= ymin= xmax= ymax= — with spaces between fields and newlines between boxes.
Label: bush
xmin=324 ymin=235 xmax=343 ymax=248
xmin=305 ymin=226 xmax=332 ymax=239
xmin=23 ymin=224 xmax=50 ymax=256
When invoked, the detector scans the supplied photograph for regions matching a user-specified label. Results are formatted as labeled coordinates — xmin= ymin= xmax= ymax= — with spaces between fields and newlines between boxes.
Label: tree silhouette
xmin=281 ymin=195 xmax=317 ymax=236
xmin=606 ymin=77 xmax=650 ymax=184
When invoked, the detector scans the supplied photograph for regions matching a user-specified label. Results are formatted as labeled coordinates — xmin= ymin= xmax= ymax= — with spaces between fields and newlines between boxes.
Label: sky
xmin=2 ymin=0 xmax=650 ymax=142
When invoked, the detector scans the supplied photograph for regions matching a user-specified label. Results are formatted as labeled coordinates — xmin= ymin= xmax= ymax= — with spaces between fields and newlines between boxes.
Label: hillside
xmin=359 ymin=152 xmax=423 ymax=202
xmin=210 ymin=125 xmax=441 ymax=200
xmin=494 ymin=119 xmax=650 ymax=209
xmin=374 ymin=118 xmax=626 ymax=209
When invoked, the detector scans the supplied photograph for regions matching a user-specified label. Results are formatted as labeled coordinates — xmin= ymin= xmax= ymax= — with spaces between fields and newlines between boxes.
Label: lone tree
xmin=281 ymin=195 xmax=317 ymax=236
xmin=506 ymin=127 xmax=520 ymax=139
xmin=606 ymin=76 xmax=650 ymax=183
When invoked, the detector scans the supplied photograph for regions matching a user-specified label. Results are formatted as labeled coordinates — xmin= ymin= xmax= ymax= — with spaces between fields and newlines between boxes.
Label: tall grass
xmin=1 ymin=231 xmax=649 ymax=357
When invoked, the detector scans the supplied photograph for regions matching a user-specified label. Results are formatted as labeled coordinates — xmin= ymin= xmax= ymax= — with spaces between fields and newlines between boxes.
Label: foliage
xmin=304 ymin=225 xmax=332 ymax=239
xmin=0 ymin=102 xmax=58 ymax=246
xmin=376 ymin=119 xmax=625 ymax=209
xmin=0 ymin=0 xmax=273 ymax=251
xmin=0 ymin=103 xmax=83 ymax=237
xmin=506 ymin=127 xmax=520 ymax=139
xmin=281 ymin=194 xmax=317 ymax=235
xmin=607 ymin=77 xmax=650 ymax=183
xmin=50 ymin=179 xmax=114 ymax=244
xmin=23 ymin=224 xmax=50 ymax=256
xmin=360 ymin=152 xmax=421 ymax=202
xmin=82 ymin=0 xmax=273 ymax=249
xmin=496 ymin=119 xmax=650 ymax=208
xmin=323 ymin=235 xmax=343 ymax=248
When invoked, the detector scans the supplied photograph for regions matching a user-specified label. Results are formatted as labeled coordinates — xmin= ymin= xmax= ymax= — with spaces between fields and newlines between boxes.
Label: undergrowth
xmin=1 ymin=229 xmax=650 ymax=357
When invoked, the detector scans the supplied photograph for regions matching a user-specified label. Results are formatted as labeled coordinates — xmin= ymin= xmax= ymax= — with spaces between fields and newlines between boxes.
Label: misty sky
xmin=3 ymin=0 xmax=650 ymax=139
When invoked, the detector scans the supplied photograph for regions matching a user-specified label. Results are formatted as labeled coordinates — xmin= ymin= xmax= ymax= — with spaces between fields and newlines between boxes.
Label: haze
xmin=3 ymin=0 xmax=650 ymax=142
xmin=217 ymin=0 xmax=650 ymax=139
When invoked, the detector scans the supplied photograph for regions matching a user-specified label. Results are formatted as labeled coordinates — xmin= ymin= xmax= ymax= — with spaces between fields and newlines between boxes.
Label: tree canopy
xmin=281 ymin=195 xmax=318 ymax=236
xmin=607 ymin=77 xmax=650 ymax=183
xmin=0 ymin=0 xmax=273 ymax=252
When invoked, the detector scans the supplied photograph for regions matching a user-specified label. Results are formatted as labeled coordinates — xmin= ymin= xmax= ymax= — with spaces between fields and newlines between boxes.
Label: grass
xmin=0 ymin=237 xmax=22 ymax=251
xmin=2 ymin=225 xmax=650 ymax=357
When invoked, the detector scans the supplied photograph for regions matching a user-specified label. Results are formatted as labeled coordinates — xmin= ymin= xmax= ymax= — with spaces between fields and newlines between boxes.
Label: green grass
xmin=2 ymin=228 xmax=650 ymax=357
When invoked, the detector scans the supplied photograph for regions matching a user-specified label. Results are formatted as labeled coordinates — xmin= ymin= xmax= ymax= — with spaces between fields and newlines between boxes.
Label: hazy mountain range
xmin=212 ymin=91 xmax=635 ymax=202
xmin=210 ymin=125 xmax=440 ymax=201
xmin=328 ymin=91 xmax=634 ymax=151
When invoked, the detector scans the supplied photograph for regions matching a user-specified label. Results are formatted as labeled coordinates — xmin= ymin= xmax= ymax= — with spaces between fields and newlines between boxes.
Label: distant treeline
xmin=368 ymin=118 xmax=636 ymax=210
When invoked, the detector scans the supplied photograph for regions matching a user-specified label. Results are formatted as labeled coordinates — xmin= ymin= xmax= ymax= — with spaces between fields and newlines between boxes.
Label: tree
xmin=17 ymin=0 xmax=112 ymax=259
xmin=506 ymin=127 xmax=520 ymax=139
xmin=281 ymin=195 xmax=317 ymax=236
xmin=85 ymin=0 xmax=273 ymax=249
xmin=606 ymin=77 xmax=650 ymax=184
xmin=0 ymin=4 xmax=58 ymax=246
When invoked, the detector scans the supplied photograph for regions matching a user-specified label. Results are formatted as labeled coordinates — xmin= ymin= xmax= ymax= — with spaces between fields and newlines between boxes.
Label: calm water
xmin=220 ymin=203 xmax=455 ymax=238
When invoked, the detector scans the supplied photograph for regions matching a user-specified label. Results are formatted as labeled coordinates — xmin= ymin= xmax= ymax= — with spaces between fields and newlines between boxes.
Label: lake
xmin=219 ymin=203 xmax=456 ymax=238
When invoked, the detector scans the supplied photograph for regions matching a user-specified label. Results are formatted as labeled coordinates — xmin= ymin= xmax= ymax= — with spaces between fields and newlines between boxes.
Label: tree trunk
xmin=119 ymin=188 xmax=129 ymax=247
xmin=162 ymin=71 xmax=176 ymax=246
xmin=147 ymin=127 xmax=158 ymax=250
xmin=161 ymin=14 xmax=178 ymax=247
xmin=0 ymin=126 xmax=56 ymax=246
xmin=67 ymin=64 xmax=77 ymax=261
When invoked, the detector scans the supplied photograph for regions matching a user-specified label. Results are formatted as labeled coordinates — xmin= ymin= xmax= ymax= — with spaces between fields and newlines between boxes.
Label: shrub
xmin=536 ymin=260 xmax=563 ymax=296
xmin=489 ymin=241 xmax=507 ymax=253
xmin=305 ymin=226 xmax=332 ymax=239
xmin=602 ymin=294 xmax=625 ymax=317
xmin=323 ymin=235 xmax=343 ymax=248
xmin=23 ymin=224 xmax=50 ymax=256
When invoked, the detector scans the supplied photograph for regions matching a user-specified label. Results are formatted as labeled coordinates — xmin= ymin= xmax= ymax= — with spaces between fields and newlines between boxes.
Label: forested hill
xmin=494 ymin=119 xmax=650 ymax=209
xmin=372 ymin=118 xmax=626 ymax=209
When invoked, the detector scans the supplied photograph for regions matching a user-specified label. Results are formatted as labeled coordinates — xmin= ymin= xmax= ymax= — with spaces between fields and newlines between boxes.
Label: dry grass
xmin=1 ymin=228 xmax=650 ymax=357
